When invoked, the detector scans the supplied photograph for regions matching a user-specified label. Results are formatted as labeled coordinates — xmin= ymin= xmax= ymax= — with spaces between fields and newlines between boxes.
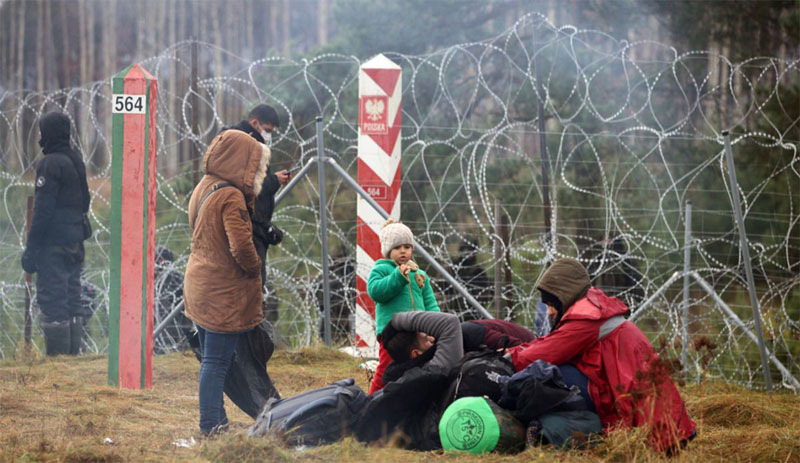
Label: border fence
xmin=0 ymin=13 xmax=797 ymax=391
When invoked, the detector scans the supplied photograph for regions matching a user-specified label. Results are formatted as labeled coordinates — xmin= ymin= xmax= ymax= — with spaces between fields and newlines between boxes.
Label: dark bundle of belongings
xmin=249 ymin=349 xmax=602 ymax=453
xmin=193 ymin=318 xmax=281 ymax=419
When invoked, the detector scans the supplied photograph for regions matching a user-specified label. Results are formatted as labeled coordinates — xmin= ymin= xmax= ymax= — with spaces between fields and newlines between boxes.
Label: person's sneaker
xmin=525 ymin=419 xmax=543 ymax=447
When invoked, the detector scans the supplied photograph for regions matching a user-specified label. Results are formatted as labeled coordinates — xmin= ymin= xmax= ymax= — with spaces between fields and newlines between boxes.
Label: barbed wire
xmin=0 ymin=12 xmax=797 ymax=390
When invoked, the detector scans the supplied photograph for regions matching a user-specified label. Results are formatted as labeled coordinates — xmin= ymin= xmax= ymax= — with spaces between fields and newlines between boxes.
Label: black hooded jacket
xmin=28 ymin=112 xmax=90 ymax=246
xmin=220 ymin=121 xmax=281 ymax=256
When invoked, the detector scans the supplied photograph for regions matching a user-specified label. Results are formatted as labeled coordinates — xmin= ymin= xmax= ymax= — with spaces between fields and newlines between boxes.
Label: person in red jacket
xmin=506 ymin=258 xmax=696 ymax=452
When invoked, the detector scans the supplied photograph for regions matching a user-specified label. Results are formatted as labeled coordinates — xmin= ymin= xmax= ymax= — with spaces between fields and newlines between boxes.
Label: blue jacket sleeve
xmin=27 ymin=157 xmax=60 ymax=246
xmin=367 ymin=265 xmax=407 ymax=303
xmin=421 ymin=271 xmax=440 ymax=312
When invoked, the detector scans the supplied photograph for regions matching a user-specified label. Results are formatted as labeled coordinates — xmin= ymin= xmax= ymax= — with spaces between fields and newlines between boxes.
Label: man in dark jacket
xmin=382 ymin=311 xmax=464 ymax=370
xmin=221 ymin=104 xmax=291 ymax=282
xmin=21 ymin=112 xmax=90 ymax=356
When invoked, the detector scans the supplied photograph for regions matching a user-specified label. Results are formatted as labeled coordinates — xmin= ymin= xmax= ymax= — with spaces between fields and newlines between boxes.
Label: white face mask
xmin=261 ymin=131 xmax=272 ymax=147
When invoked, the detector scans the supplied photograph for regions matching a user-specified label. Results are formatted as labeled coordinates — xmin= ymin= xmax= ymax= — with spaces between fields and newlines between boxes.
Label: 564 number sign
xmin=112 ymin=94 xmax=145 ymax=114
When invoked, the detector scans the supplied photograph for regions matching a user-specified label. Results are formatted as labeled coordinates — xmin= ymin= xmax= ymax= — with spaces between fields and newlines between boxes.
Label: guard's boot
xmin=69 ymin=316 xmax=85 ymax=355
xmin=41 ymin=320 xmax=72 ymax=356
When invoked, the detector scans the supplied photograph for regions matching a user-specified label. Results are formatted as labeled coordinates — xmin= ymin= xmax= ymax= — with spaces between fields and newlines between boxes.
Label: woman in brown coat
xmin=184 ymin=130 xmax=270 ymax=435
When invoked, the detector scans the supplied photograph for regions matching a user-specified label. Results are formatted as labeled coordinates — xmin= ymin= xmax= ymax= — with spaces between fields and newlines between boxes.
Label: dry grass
xmin=1 ymin=346 xmax=798 ymax=463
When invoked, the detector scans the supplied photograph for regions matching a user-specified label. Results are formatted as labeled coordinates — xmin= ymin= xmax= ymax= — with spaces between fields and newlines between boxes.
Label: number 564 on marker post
xmin=112 ymin=94 xmax=146 ymax=114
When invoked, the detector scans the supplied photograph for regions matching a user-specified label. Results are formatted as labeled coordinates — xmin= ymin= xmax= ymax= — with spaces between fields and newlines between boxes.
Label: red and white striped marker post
xmin=356 ymin=55 xmax=402 ymax=355
xmin=109 ymin=63 xmax=158 ymax=388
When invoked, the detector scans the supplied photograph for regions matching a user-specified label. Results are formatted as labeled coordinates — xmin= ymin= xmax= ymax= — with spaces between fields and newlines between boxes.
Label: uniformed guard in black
xmin=21 ymin=112 xmax=90 ymax=356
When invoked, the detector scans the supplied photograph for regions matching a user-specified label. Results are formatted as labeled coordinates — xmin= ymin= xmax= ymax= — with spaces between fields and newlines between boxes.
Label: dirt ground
xmin=1 ymin=346 xmax=798 ymax=463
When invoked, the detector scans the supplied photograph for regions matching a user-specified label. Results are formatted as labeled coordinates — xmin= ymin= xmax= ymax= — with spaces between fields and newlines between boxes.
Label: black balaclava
xmin=536 ymin=258 xmax=592 ymax=332
xmin=539 ymin=289 xmax=564 ymax=330
xmin=38 ymin=112 xmax=90 ymax=213
xmin=39 ymin=112 xmax=73 ymax=155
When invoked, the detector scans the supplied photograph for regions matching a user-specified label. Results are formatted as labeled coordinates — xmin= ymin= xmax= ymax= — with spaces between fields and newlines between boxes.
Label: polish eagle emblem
xmin=365 ymin=98 xmax=385 ymax=121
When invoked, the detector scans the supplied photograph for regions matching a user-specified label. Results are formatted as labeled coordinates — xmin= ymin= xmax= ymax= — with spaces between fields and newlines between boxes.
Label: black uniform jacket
xmin=28 ymin=113 xmax=89 ymax=247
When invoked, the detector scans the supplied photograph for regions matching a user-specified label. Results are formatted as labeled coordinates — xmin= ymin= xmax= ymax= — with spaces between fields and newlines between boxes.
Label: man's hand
xmin=275 ymin=169 xmax=291 ymax=186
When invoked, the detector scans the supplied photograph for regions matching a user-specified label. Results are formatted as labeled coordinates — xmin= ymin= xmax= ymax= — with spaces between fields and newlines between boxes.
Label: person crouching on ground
xmin=367 ymin=219 xmax=440 ymax=394
xmin=184 ymin=131 xmax=270 ymax=436
xmin=504 ymin=258 xmax=696 ymax=452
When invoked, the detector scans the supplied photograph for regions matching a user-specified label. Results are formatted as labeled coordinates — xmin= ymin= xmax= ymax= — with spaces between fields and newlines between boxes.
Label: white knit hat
xmin=379 ymin=220 xmax=414 ymax=258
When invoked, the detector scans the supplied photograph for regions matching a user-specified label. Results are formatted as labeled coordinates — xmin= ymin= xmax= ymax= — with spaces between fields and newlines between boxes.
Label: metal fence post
xmin=682 ymin=200 xmax=692 ymax=381
xmin=722 ymin=131 xmax=772 ymax=391
xmin=317 ymin=117 xmax=332 ymax=346
xmin=24 ymin=195 xmax=34 ymax=349
xmin=494 ymin=198 xmax=502 ymax=318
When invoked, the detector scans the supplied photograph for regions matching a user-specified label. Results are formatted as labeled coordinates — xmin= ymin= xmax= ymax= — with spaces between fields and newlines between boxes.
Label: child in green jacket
xmin=367 ymin=219 xmax=440 ymax=393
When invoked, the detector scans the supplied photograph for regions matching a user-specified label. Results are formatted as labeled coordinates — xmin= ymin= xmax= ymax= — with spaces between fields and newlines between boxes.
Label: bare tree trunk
xmin=3 ymin=0 xmax=14 ymax=90
xmin=98 ymin=0 xmax=117 ymax=172
xmin=270 ymin=0 xmax=279 ymax=48
xmin=318 ymin=0 xmax=329 ymax=46
xmin=151 ymin=0 xmax=164 ymax=58
xmin=43 ymin=0 xmax=56 ymax=91
xmin=87 ymin=1 xmax=95 ymax=82
xmin=36 ymin=1 xmax=45 ymax=92
xmin=708 ymin=40 xmax=720 ymax=123
xmin=17 ymin=0 xmax=26 ymax=90
xmin=104 ymin=0 xmax=116 ymax=77
xmin=16 ymin=0 xmax=26 ymax=171
xmin=79 ymin=0 xmax=88 ymax=86
xmin=178 ymin=0 xmax=190 ymax=168
xmin=246 ymin=0 xmax=255 ymax=60
xmin=136 ymin=0 xmax=145 ymax=59
xmin=212 ymin=5 xmax=224 ymax=128
xmin=166 ymin=0 xmax=178 ymax=176
xmin=2 ymin=1 xmax=15 ymax=170
xmin=82 ymin=0 xmax=96 ymax=164
xmin=59 ymin=2 xmax=71 ymax=88
xmin=282 ymin=0 xmax=290 ymax=55
xmin=198 ymin=1 xmax=208 ymax=148
xmin=719 ymin=41 xmax=730 ymax=128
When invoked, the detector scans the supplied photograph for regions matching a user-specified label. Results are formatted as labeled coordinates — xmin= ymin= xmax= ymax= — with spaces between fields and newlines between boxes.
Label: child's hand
xmin=398 ymin=264 xmax=411 ymax=277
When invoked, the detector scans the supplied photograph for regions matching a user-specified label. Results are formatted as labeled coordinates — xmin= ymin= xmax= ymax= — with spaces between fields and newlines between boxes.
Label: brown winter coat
xmin=184 ymin=130 xmax=270 ymax=333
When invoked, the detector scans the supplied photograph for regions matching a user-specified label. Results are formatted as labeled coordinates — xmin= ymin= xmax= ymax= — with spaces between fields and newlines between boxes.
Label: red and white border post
xmin=356 ymin=55 xmax=402 ymax=355
xmin=109 ymin=63 xmax=158 ymax=388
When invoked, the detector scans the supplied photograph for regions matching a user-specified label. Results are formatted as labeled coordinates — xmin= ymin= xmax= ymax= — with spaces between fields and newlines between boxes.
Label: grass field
xmin=1 ymin=346 xmax=798 ymax=463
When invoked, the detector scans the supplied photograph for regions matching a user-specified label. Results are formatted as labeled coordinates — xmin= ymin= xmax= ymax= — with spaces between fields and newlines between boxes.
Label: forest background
xmin=0 ymin=0 xmax=798 ymax=390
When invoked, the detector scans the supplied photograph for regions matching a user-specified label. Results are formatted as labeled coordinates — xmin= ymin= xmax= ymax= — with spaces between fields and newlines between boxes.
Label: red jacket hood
xmin=560 ymin=287 xmax=630 ymax=323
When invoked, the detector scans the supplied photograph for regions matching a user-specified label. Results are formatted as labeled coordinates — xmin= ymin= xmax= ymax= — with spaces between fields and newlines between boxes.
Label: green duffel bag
xmin=439 ymin=396 xmax=525 ymax=454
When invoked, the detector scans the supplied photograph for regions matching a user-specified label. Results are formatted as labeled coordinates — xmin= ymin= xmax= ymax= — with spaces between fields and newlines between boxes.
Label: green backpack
xmin=439 ymin=396 xmax=525 ymax=454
